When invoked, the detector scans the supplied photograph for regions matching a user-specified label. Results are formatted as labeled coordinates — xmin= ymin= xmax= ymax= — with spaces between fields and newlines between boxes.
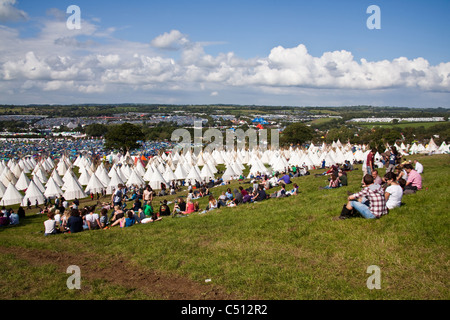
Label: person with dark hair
xmin=44 ymin=211 xmax=58 ymax=236
xmin=66 ymin=209 xmax=84 ymax=233
xmin=345 ymin=174 xmax=388 ymax=219
xmin=99 ymin=208 xmax=109 ymax=229
xmin=159 ymin=199 xmax=170 ymax=216
xmin=252 ymin=185 xmax=267 ymax=202
xmin=338 ymin=171 xmax=348 ymax=187
xmin=321 ymin=173 xmax=340 ymax=189
xmin=403 ymin=163 xmax=422 ymax=191
xmin=384 ymin=172 xmax=403 ymax=210
xmin=386 ymin=146 xmax=399 ymax=173
xmin=17 ymin=206 xmax=26 ymax=219
xmin=366 ymin=149 xmax=376 ymax=175
xmin=85 ymin=206 xmax=101 ymax=230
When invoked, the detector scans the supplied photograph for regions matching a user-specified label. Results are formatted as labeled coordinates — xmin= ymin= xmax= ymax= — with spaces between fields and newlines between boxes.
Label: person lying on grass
xmin=346 ymin=174 xmax=388 ymax=219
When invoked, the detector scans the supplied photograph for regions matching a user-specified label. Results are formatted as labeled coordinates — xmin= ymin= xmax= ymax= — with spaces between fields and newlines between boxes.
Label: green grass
xmin=0 ymin=154 xmax=449 ymax=300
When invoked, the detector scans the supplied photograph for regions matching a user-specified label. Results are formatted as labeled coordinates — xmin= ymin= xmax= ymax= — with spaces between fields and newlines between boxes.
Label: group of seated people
xmin=339 ymin=160 xmax=423 ymax=220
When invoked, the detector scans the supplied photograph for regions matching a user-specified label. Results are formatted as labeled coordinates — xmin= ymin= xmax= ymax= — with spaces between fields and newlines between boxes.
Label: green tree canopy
xmin=85 ymin=123 xmax=109 ymax=137
xmin=280 ymin=122 xmax=313 ymax=146
xmin=104 ymin=123 xmax=143 ymax=152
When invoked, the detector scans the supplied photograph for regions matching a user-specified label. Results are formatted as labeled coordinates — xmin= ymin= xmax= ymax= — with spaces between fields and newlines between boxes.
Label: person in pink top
xmin=403 ymin=163 xmax=422 ymax=191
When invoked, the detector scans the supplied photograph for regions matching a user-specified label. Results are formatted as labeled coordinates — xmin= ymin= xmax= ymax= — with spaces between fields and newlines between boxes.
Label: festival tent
xmin=49 ymin=169 xmax=64 ymax=187
xmin=12 ymin=163 xmax=23 ymax=179
xmin=200 ymin=163 xmax=215 ymax=181
xmin=34 ymin=167 xmax=48 ymax=184
xmin=163 ymin=166 xmax=177 ymax=184
xmin=426 ymin=138 xmax=439 ymax=153
xmin=1 ymin=182 xmax=24 ymax=206
xmin=148 ymin=167 xmax=168 ymax=190
xmin=0 ymin=181 xmax=6 ymax=198
xmin=44 ymin=176 xmax=64 ymax=198
xmin=77 ymin=166 xmax=91 ymax=186
xmin=96 ymin=167 xmax=111 ymax=187
xmin=32 ymin=175 xmax=46 ymax=193
xmin=143 ymin=165 xmax=154 ymax=182
xmin=126 ymin=169 xmax=146 ymax=188
xmin=106 ymin=168 xmax=124 ymax=195
xmin=0 ymin=167 xmax=17 ymax=187
xmin=21 ymin=180 xmax=45 ymax=206
xmin=15 ymin=171 xmax=31 ymax=191
xmin=185 ymin=165 xmax=202 ymax=185
xmin=85 ymin=173 xmax=106 ymax=195
xmin=174 ymin=163 xmax=188 ymax=180
xmin=439 ymin=141 xmax=449 ymax=153
xmin=63 ymin=174 xmax=87 ymax=200
xmin=56 ymin=159 xmax=69 ymax=176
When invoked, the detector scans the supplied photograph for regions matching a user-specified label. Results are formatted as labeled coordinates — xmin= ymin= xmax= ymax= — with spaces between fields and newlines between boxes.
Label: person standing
xmin=414 ymin=160 xmax=424 ymax=174
xmin=366 ymin=149 xmax=376 ymax=175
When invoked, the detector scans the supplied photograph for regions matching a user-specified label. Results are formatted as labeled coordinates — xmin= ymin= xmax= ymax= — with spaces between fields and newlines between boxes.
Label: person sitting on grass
xmin=338 ymin=170 xmax=348 ymax=187
xmin=371 ymin=169 xmax=382 ymax=186
xmin=159 ymin=199 xmax=171 ymax=217
xmin=85 ymin=206 xmax=101 ymax=231
xmin=44 ymin=211 xmax=59 ymax=236
xmin=110 ymin=210 xmax=136 ymax=228
xmin=403 ymin=163 xmax=422 ymax=192
xmin=99 ymin=208 xmax=109 ymax=229
xmin=143 ymin=201 xmax=154 ymax=218
xmin=320 ymin=173 xmax=340 ymax=189
xmin=286 ymin=183 xmax=299 ymax=196
xmin=225 ymin=188 xmax=234 ymax=201
xmin=172 ymin=197 xmax=187 ymax=216
xmin=252 ymin=185 xmax=267 ymax=202
xmin=345 ymin=174 xmax=388 ymax=219
xmin=66 ymin=209 xmax=84 ymax=234
xmin=233 ymin=188 xmax=243 ymax=205
xmin=9 ymin=209 xmax=19 ymax=226
xmin=384 ymin=172 xmax=403 ymax=211
xmin=278 ymin=172 xmax=292 ymax=185
xmin=180 ymin=197 xmax=195 ymax=215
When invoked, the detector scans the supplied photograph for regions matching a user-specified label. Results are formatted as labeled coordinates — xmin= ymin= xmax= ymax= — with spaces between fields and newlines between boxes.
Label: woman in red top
xmin=182 ymin=198 xmax=195 ymax=215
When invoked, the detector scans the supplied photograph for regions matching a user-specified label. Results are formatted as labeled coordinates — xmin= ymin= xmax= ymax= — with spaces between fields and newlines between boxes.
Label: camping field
xmin=0 ymin=154 xmax=448 ymax=300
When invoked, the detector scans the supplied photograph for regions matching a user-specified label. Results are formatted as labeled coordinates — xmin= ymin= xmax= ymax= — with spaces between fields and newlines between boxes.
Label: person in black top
xmin=17 ymin=206 xmax=26 ymax=219
xmin=159 ymin=200 xmax=170 ymax=216
xmin=66 ymin=209 xmax=84 ymax=233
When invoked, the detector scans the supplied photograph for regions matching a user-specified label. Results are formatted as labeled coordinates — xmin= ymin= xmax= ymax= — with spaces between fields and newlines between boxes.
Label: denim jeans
xmin=350 ymin=201 xmax=377 ymax=219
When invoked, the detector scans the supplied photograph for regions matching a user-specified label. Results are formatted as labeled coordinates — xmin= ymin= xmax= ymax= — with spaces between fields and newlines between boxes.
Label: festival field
xmin=0 ymin=154 xmax=448 ymax=300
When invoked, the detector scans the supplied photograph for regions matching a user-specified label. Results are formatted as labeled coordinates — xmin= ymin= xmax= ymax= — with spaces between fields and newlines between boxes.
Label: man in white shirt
xmin=414 ymin=160 xmax=424 ymax=174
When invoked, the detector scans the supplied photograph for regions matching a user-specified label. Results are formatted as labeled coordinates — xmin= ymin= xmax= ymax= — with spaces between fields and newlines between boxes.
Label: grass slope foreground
xmin=0 ymin=154 xmax=448 ymax=300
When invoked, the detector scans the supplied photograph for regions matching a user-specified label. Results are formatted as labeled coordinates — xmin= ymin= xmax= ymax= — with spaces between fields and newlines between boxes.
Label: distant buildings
xmin=348 ymin=117 xmax=445 ymax=123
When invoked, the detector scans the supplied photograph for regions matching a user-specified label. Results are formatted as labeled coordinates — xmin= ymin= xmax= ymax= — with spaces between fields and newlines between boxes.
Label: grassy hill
xmin=0 ymin=154 xmax=448 ymax=300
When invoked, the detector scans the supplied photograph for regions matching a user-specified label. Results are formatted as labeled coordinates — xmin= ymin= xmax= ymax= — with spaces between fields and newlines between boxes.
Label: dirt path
xmin=0 ymin=246 xmax=237 ymax=300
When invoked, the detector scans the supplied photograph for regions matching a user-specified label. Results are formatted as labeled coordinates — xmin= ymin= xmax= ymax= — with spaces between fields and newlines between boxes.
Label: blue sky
xmin=0 ymin=0 xmax=449 ymax=107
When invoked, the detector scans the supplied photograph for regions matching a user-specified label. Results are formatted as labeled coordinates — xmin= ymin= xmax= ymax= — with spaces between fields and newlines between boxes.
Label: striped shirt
xmin=352 ymin=186 xmax=388 ymax=217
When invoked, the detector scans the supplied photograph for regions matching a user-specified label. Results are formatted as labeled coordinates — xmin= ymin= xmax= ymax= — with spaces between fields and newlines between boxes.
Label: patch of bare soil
xmin=0 ymin=246 xmax=237 ymax=300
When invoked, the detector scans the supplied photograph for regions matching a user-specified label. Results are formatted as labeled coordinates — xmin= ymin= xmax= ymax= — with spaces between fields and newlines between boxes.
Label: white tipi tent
xmin=21 ymin=180 xmax=45 ymax=206
xmin=1 ymin=182 xmax=24 ymax=206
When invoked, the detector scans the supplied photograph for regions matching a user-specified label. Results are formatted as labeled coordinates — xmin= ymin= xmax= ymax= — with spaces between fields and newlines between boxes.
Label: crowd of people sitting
xmin=35 ymin=167 xmax=303 ymax=235
xmin=0 ymin=153 xmax=426 ymax=233
xmin=338 ymin=146 xmax=424 ymax=220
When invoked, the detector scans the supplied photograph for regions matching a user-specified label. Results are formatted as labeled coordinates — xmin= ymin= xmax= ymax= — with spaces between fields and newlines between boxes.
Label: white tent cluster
xmin=0 ymin=137 xmax=447 ymax=206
